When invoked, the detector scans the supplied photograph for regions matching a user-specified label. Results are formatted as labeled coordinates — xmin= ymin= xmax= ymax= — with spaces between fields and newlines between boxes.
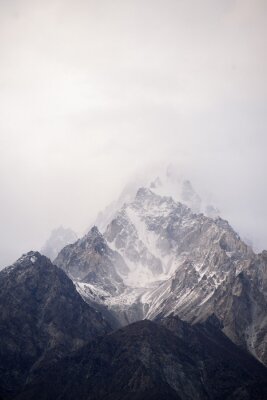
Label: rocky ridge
xmin=55 ymin=226 xmax=129 ymax=296
xmin=92 ymin=166 xmax=220 ymax=234
xmin=14 ymin=318 xmax=267 ymax=400
xmin=0 ymin=251 xmax=111 ymax=399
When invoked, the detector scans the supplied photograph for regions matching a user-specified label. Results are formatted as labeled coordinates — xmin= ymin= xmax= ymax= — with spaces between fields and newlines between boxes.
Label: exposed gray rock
xmin=54 ymin=226 xmax=129 ymax=296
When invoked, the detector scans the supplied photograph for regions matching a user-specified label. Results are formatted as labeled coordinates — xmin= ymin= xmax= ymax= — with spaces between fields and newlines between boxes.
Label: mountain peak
xmin=18 ymin=250 xmax=42 ymax=264
xmin=55 ymin=223 xmax=128 ymax=295
xmin=89 ymin=225 xmax=102 ymax=237
xmin=135 ymin=186 xmax=154 ymax=199
xmin=150 ymin=176 xmax=162 ymax=189
xmin=81 ymin=225 xmax=105 ymax=247
xmin=2 ymin=251 xmax=51 ymax=276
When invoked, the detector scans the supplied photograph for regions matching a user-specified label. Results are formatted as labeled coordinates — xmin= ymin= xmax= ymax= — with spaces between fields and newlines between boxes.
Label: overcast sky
xmin=0 ymin=0 xmax=266 ymax=266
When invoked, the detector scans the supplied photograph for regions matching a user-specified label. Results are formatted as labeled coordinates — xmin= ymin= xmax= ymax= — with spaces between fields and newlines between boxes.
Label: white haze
xmin=0 ymin=0 xmax=266 ymax=266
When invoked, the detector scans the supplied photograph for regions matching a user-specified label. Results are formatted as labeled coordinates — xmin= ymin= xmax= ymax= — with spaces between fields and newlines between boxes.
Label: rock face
xmin=41 ymin=226 xmax=78 ymax=261
xmin=105 ymin=187 xmax=233 ymax=287
xmin=54 ymin=226 xmax=131 ymax=328
xmin=54 ymin=226 xmax=129 ymax=296
xmin=0 ymin=251 xmax=111 ymax=399
xmin=84 ymin=188 xmax=267 ymax=365
xmin=15 ymin=318 xmax=267 ymax=400
xmin=91 ymin=166 xmax=219 ymax=234
xmin=1 ymin=181 xmax=267 ymax=399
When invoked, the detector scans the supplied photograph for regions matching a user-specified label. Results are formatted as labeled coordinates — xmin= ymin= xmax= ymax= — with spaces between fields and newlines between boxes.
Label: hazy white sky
xmin=0 ymin=0 xmax=266 ymax=266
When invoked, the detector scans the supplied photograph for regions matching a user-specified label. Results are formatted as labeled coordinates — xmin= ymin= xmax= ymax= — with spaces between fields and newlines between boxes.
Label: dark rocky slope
xmin=15 ymin=319 xmax=267 ymax=400
xmin=0 ymin=252 xmax=111 ymax=399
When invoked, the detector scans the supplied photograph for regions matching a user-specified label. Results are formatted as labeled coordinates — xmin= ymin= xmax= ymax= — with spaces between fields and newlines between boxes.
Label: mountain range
xmin=56 ymin=186 xmax=267 ymax=366
xmin=0 ymin=172 xmax=266 ymax=399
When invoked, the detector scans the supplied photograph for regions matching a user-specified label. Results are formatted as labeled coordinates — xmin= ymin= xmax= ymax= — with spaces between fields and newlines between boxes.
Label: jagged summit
xmin=2 ymin=251 xmax=54 ymax=276
xmin=134 ymin=186 xmax=184 ymax=212
xmin=54 ymin=225 xmax=128 ymax=296
xmin=105 ymin=186 xmax=226 ymax=289
xmin=135 ymin=186 xmax=154 ymax=199
xmin=79 ymin=225 xmax=106 ymax=247
xmin=149 ymin=175 xmax=162 ymax=189
xmin=90 ymin=166 xmax=220 ymax=234
xmin=85 ymin=225 xmax=102 ymax=237
xmin=16 ymin=250 xmax=42 ymax=265
xmin=89 ymin=225 xmax=101 ymax=235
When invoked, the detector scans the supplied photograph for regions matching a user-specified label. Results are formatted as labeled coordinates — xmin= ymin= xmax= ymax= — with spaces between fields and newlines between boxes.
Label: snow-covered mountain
xmin=41 ymin=226 xmax=78 ymax=261
xmin=105 ymin=187 xmax=231 ymax=287
xmin=55 ymin=186 xmax=267 ymax=366
xmin=54 ymin=226 xmax=128 ymax=297
xmin=92 ymin=165 xmax=219 ymax=234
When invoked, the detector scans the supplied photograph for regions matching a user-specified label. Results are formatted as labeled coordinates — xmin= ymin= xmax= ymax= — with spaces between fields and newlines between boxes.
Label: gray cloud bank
xmin=0 ymin=0 xmax=266 ymax=266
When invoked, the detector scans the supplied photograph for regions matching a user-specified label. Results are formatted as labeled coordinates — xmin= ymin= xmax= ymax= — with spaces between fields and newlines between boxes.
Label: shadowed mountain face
xmin=0 ymin=252 xmax=111 ymax=399
xmin=15 ymin=319 xmax=267 ymax=400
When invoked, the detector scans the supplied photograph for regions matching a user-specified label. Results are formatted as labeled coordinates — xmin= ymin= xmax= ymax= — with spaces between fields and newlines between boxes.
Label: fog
xmin=0 ymin=0 xmax=266 ymax=266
